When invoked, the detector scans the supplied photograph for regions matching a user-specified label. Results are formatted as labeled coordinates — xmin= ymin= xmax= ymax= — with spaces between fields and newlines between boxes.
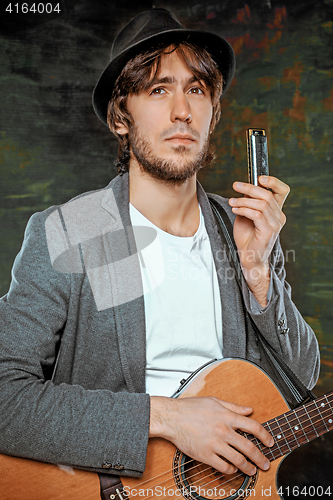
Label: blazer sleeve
xmin=0 ymin=211 xmax=150 ymax=477
xmin=241 ymin=236 xmax=320 ymax=390
xmin=208 ymin=193 xmax=320 ymax=391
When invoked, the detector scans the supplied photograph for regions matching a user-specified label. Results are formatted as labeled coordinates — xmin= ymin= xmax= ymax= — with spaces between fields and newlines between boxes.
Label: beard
xmin=128 ymin=124 xmax=213 ymax=185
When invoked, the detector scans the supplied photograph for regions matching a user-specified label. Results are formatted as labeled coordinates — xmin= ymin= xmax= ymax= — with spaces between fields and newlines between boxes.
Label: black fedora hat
xmin=93 ymin=8 xmax=236 ymax=126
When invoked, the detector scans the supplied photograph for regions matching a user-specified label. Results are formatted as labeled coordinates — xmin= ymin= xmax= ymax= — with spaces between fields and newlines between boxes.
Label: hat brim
xmin=93 ymin=28 xmax=236 ymax=126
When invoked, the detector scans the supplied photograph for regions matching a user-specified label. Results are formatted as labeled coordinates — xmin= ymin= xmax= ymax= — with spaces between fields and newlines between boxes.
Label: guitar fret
xmin=285 ymin=408 xmax=308 ymax=451
xmin=303 ymin=404 xmax=319 ymax=439
xmin=284 ymin=414 xmax=299 ymax=451
xmin=326 ymin=392 xmax=333 ymax=408
xmin=269 ymin=419 xmax=285 ymax=458
xmin=324 ymin=394 xmax=333 ymax=424
xmin=265 ymin=416 xmax=291 ymax=459
xmin=253 ymin=437 xmax=263 ymax=453
xmin=295 ymin=406 xmax=317 ymax=442
xmin=244 ymin=431 xmax=276 ymax=462
xmin=307 ymin=397 xmax=333 ymax=437
xmin=314 ymin=399 xmax=329 ymax=433
xmin=294 ymin=407 xmax=309 ymax=445
xmin=320 ymin=395 xmax=333 ymax=433
xmin=260 ymin=422 xmax=275 ymax=461
xmin=276 ymin=415 xmax=293 ymax=455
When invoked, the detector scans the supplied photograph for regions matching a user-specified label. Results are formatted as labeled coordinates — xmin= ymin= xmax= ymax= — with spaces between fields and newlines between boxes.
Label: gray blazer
xmin=0 ymin=173 xmax=320 ymax=477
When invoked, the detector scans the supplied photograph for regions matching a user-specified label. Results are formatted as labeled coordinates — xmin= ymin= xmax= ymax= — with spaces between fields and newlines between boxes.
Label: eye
xmin=188 ymin=86 xmax=205 ymax=95
xmin=150 ymin=87 xmax=166 ymax=95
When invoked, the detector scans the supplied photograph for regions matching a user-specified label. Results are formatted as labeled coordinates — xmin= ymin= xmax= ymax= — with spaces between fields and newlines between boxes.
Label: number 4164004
xmin=6 ymin=3 xmax=61 ymax=14
xmin=277 ymin=486 xmax=332 ymax=497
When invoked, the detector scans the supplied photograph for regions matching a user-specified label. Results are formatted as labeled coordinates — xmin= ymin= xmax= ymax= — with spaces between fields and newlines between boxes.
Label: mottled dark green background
xmin=1 ymin=0 xmax=332 ymax=392
xmin=1 ymin=0 xmax=333 ymax=493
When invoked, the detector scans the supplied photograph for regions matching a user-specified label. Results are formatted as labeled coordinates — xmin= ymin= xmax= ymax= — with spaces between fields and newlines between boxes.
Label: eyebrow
xmin=149 ymin=75 xmax=201 ymax=87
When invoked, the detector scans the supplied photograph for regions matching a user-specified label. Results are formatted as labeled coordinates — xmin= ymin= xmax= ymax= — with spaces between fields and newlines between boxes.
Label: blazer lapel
xmin=100 ymin=173 xmax=147 ymax=394
xmin=197 ymin=183 xmax=247 ymax=360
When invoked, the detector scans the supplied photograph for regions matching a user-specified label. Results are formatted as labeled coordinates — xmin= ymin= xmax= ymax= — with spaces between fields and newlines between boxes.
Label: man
xmin=0 ymin=7 xmax=319 ymax=485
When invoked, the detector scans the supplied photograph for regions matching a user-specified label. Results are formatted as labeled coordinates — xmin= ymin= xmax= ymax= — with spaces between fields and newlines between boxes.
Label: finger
xmin=215 ymin=441 xmax=258 ymax=475
xmin=224 ymin=435 xmax=270 ymax=474
xmin=259 ymin=175 xmax=290 ymax=208
xmin=233 ymin=177 xmax=290 ymax=209
xmin=205 ymin=453 xmax=239 ymax=475
xmin=232 ymin=181 xmax=283 ymax=216
xmin=231 ymin=206 xmax=283 ymax=244
xmin=230 ymin=195 xmax=284 ymax=218
xmin=229 ymin=198 xmax=286 ymax=231
xmin=232 ymin=183 xmax=282 ymax=221
xmin=234 ymin=416 xmax=274 ymax=449
xmin=216 ymin=399 xmax=253 ymax=416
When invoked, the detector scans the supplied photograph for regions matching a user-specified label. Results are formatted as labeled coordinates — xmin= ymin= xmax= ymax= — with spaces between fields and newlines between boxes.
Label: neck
xmin=250 ymin=391 xmax=333 ymax=463
xmin=129 ymin=160 xmax=200 ymax=237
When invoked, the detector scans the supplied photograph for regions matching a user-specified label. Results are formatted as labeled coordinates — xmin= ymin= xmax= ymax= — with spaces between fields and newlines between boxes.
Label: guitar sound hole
xmin=173 ymin=450 xmax=257 ymax=500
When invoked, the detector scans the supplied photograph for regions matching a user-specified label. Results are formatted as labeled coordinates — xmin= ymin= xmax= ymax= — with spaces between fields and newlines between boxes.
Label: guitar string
xmin=256 ymin=405 xmax=333 ymax=458
xmin=265 ymin=401 xmax=333 ymax=447
xmin=132 ymin=406 xmax=333 ymax=500
xmin=122 ymin=414 xmax=333 ymax=500
xmin=121 ymin=402 xmax=332 ymax=500
xmin=122 ymin=399 xmax=333 ymax=498
xmin=180 ymin=401 xmax=333 ymax=496
xmin=126 ymin=397 xmax=333 ymax=490
xmin=179 ymin=407 xmax=333 ymax=499
xmin=125 ymin=408 xmax=333 ymax=500
xmin=125 ymin=461 xmax=241 ymax=500
xmin=169 ymin=406 xmax=333 ymax=493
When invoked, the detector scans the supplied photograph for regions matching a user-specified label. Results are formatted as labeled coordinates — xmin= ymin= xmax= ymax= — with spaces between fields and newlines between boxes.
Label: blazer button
xmin=114 ymin=463 xmax=124 ymax=470
xmin=102 ymin=462 xmax=113 ymax=469
xmin=278 ymin=319 xmax=285 ymax=327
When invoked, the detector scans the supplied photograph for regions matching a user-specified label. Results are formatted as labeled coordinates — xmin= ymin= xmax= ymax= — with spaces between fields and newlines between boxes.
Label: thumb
xmin=219 ymin=400 xmax=253 ymax=415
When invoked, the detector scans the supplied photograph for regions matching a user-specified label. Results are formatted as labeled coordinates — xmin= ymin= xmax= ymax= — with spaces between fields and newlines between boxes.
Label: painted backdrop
xmin=0 ymin=0 xmax=333 ymax=492
xmin=1 ymin=1 xmax=333 ymax=493
xmin=1 ymin=0 xmax=332 ymax=392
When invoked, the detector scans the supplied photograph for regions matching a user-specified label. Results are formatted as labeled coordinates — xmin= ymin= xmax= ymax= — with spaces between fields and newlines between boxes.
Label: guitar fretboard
xmin=246 ymin=391 xmax=333 ymax=461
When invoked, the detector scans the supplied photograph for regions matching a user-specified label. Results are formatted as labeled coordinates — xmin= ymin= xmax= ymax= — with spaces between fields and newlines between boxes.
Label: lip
xmin=165 ymin=134 xmax=196 ymax=143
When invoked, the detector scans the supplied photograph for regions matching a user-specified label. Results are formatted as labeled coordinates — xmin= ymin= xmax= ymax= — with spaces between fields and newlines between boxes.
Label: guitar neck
xmin=250 ymin=391 xmax=333 ymax=461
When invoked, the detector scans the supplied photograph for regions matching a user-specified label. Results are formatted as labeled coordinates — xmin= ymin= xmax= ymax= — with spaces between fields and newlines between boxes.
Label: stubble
xmin=128 ymin=124 xmax=213 ymax=185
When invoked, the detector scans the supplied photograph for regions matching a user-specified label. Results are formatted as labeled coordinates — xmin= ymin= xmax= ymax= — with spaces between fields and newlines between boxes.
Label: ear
xmin=115 ymin=121 xmax=129 ymax=136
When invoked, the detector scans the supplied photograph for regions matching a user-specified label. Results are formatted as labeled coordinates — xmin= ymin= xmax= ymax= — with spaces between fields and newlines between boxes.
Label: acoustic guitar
xmin=1 ymin=358 xmax=332 ymax=500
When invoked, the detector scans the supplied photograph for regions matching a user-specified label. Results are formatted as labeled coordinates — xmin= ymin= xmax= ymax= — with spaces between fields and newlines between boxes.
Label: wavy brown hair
xmin=107 ymin=41 xmax=223 ymax=174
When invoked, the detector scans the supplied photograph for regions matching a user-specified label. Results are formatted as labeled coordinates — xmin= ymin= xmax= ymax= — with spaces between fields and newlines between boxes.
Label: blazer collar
xmin=101 ymin=172 xmax=131 ymax=226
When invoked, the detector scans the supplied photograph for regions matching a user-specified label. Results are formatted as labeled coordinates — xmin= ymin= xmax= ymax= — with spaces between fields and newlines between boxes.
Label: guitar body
xmin=125 ymin=358 xmax=289 ymax=500
xmin=0 ymin=359 xmax=291 ymax=500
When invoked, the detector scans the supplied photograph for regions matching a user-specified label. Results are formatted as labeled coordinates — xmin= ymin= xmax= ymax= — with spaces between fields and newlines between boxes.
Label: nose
xmin=170 ymin=89 xmax=192 ymax=123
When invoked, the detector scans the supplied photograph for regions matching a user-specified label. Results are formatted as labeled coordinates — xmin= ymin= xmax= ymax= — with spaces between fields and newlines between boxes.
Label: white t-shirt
xmin=129 ymin=204 xmax=222 ymax=397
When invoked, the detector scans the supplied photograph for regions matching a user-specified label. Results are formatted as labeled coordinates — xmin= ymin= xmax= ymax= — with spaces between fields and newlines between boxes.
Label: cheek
xmin=199 ymin=104 xmax=213 ymax=136
xmin=133 ymin=113 xmax=164 ymax=141
xmin=135 ymin=119 xmax=159 ymax=141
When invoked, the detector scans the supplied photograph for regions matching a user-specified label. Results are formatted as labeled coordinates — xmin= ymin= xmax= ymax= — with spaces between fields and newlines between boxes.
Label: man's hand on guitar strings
xmin=149 ymin=396 xmax=274 ymax=476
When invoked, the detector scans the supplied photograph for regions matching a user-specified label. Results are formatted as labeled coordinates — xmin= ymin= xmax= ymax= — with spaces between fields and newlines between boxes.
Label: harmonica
xmin=246 ymin=128 xmax=269 ymax=185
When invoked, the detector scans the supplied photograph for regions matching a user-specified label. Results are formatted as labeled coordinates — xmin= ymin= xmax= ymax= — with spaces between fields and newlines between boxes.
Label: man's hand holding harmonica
xmin=229 ymin=175 xmax=290 ymax=307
